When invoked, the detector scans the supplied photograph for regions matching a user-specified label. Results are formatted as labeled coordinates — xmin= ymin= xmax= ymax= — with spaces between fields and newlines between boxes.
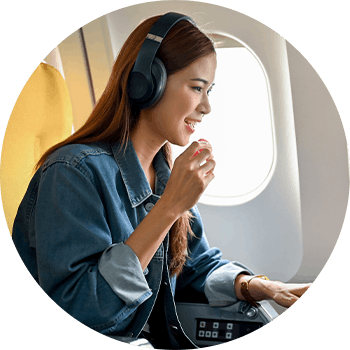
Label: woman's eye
xmin=192 ymin=86 xmax=203 ymax=93
xmin=192 ymin=86 xmax=212 ymax=95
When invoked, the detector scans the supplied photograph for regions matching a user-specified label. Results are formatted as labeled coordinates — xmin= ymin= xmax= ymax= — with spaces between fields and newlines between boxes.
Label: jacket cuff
xmin=98 ymin=243 xmax=152 ymax=307
xmin=204 ymin=261 xmax=254 ymax=307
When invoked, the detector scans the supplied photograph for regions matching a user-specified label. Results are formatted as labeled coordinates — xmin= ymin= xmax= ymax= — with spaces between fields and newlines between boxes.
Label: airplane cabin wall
xmin=285 ymin=41 xmax=349 ymax=283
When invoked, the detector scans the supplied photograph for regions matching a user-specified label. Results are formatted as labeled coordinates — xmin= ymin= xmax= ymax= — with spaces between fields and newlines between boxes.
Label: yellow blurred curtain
xmin=0 ymin=61 xmax=73 ymax=234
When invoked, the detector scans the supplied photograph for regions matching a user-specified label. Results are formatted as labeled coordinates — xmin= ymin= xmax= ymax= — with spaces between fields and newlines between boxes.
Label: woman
xmin=12 ymin=12 xmax=309 ymax=349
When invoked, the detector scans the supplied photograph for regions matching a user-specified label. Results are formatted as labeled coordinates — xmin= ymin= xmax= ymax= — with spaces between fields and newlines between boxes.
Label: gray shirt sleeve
xmin=98 ymin=242 xmax=152 ymax=306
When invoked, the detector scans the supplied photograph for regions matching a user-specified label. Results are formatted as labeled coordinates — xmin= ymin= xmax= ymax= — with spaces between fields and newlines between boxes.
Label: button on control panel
xmin=196 ymin=318 xmax=262 ymax=342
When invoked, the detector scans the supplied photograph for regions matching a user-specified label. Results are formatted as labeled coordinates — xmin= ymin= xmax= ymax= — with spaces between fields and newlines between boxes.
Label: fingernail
xmin=193 ymin=149 xmax=203 ymax=157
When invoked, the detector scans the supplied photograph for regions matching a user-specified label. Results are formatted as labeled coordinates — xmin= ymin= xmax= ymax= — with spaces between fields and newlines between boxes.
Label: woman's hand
xmin=235 ymin=274 xmax=311 ymax=308
xmin=126 ymin=140 xmax=215 ymax=270
xmin=265 ymin=281 xmax=311 ymax=308
xmin=159 ymin=140 xmax=216 ymax=217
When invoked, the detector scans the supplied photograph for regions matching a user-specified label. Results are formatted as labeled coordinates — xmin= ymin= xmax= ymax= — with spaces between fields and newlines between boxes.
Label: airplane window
xmin=171 ymin=47 xmax=274 ymax=205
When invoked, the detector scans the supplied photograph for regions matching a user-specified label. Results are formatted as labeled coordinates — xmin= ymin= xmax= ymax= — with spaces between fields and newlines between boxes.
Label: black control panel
xmin=196 ymin=318 xmax=262 ymax=342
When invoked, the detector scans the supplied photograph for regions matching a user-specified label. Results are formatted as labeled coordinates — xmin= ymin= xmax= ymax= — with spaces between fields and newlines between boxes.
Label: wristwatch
xmin=240 ymin=274 xmax=269 ymax=308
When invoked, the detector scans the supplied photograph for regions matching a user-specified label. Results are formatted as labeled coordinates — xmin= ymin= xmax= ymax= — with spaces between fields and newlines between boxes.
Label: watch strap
xmin=240 ymin=274 xmax=269 ymax=308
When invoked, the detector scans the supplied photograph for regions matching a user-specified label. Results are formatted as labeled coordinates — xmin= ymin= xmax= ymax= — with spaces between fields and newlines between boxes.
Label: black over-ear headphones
xmin=127 ymin=12 xmax=195 ymax=110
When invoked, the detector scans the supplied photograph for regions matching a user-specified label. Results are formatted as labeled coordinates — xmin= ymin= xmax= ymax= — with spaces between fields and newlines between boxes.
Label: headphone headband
xmin=128 ymin=12 xmax=195 ymax=109
xmin=133 ymin=13 xmax=195 ymax=74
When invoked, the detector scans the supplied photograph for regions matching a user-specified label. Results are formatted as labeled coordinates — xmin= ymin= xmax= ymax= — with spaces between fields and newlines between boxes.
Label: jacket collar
xmin=111 ymin=140 xmax=171 ymax=208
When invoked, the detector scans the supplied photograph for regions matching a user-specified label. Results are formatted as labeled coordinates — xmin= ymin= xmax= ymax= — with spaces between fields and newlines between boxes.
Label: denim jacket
xmin=12 ymin=140 xmax=252 ymax=344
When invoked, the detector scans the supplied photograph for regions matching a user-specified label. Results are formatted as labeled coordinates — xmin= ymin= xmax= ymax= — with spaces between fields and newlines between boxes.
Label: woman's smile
xmin=184 ymin=119 xmax=200 ymax=133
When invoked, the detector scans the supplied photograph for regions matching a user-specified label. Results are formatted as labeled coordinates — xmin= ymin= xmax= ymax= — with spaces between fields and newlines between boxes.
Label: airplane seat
xmin=0 ymin=62 xmax=73 ymax=234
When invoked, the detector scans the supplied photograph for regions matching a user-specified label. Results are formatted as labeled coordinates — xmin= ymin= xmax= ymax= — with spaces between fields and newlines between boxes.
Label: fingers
xmin=271 ymin=282 xmax=311 ymax=308
xmin=283 ymin=294 xmax=299 ymax=308
xmin=203 ymin=170 xmax=215 ymax=186
xmin=174 ymin=140 xmax=215 ymax=187
xmin=177 ymin=140 xmax=215 ymax=173
xmin=184 ymin=140 xmax=212 ymax=160
xmin=163 ymin=139 xmax=216 ymax=213
xmin=200 ymin=158 xmax=216 ymax=175
xmin=273 ymin=289 xmax=300 ymax=308
xmin=191 ymin=142 xmax=213 ymax=164
xmin=288 ymin=294 xmax=299 ymax=307
xmin=193 ymin=148 xmax=213 ymax=164
xmin=287 ymin=283 xmax=311 ymax=297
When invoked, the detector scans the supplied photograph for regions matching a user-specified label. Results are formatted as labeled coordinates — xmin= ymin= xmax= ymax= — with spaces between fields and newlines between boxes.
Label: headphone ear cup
xmin=139 ymin=57 xmax=167 ymax=109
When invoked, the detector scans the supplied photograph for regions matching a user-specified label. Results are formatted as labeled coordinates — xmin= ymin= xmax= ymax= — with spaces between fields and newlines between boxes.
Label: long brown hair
xmin=36 ymin=14 xmax=215 ymax=276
